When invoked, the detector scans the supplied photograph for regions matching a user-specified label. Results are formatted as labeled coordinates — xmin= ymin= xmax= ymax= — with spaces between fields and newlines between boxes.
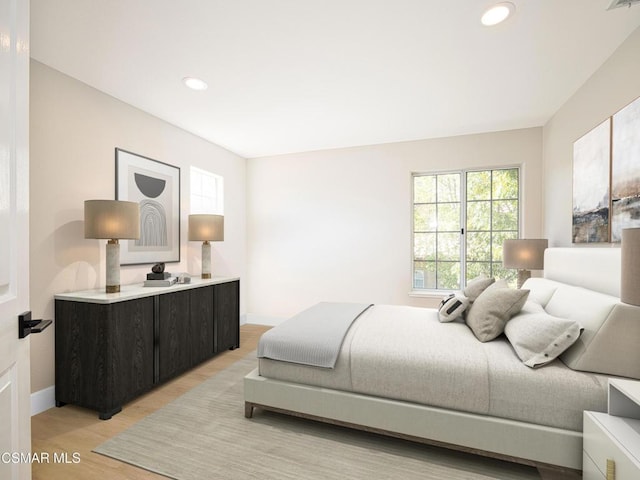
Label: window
xmin=190 ymin=167 xmax=224 ymax=214
xmin=412 ymin=167 xmax=519 ymax=290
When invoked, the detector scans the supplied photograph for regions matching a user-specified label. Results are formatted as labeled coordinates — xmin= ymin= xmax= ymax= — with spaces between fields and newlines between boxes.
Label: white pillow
xmin=438 ymin=294 xmax=469 ymax=322
xmin=520 ymin=300 xmax=545 ymax=314
xmin=505 ymin=311 xmax=583 ymax=368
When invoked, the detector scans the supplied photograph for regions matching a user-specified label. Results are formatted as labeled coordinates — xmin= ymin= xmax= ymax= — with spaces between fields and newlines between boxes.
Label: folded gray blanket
xmin=257 ymin=302 xmax=372 ymax=368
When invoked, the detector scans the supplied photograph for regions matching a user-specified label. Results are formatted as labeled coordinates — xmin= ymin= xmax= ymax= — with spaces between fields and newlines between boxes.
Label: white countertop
xmin=54 ymin=276 xmax=240 ymax=304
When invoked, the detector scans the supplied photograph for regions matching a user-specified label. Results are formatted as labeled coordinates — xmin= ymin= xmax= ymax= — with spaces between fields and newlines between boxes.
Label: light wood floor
xmin=31 ymin=324 xmax=270 ymax=480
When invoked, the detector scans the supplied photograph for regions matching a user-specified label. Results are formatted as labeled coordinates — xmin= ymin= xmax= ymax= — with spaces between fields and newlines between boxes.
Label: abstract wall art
xmin=116 ymin=148 xmax=180 ymax=264
xmin=572 ymin=118 xmax=611 ymax=243
xmin=612 ymin=96 xmax=640 ymax=242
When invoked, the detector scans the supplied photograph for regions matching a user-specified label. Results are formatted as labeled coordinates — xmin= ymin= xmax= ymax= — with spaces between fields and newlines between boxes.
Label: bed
xmin=243 ymin=248 xmax=640 ymax=473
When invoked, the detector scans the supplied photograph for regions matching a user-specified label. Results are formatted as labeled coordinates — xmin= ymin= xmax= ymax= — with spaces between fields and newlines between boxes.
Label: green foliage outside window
xmin=413 ymin=168 xmax=519 ymax=290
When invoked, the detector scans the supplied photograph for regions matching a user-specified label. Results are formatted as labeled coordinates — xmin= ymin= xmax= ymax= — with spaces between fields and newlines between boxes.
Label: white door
xmin=0 ymin=0 xmax=31 ymax=479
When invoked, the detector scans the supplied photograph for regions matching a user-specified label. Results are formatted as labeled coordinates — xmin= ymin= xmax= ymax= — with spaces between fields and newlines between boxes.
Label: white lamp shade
xmin=502 ymin=239 xmax=548 ymax=270
xmin=621 ymin=228 xmax=640 ymax=306
xmin=188 ymin=214 xmax=224 ymax=241
xmin=84 ymin=200 xmax=140 ymax=240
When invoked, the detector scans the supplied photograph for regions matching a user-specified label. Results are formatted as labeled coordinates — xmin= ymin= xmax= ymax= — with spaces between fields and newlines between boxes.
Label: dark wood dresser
xmin=54 ymin=277 xmax=240 ymax=419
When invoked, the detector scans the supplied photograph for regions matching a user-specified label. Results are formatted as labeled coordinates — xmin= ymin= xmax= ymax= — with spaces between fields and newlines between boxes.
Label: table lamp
xmin=84 ymin=200 xmax=140 ymax=293
xmin=621 ymin=228 xmax=640 ymax=306
xmin=188 ymin=214 xmax=224 ymax=278
xmin=503 ymin=238 xmax=548 ymax=288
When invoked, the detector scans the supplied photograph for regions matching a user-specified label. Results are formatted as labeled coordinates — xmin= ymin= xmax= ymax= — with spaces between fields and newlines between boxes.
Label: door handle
xmin=18 ymin=311 xmax=52 ymax=339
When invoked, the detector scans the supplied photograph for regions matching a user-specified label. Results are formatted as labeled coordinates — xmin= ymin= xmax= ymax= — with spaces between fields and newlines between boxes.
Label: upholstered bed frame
xmin=243 ymin=247 xmax=637 ymax=473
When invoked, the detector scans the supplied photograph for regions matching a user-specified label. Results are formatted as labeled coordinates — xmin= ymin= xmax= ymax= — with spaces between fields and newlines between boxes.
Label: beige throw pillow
xmin=465 ymin=282 xmax=530 ymax=342
xmin=463 ymin=275 xmax=495 ymax=302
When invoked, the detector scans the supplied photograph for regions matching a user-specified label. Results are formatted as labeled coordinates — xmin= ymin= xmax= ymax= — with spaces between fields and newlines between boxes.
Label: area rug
xmin=94 ymin=352 xmax=540 ymax=480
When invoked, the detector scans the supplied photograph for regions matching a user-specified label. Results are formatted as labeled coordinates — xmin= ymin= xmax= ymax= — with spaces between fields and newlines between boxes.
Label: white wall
xmin=29 ymin=60 xmax=247 ymax=394
xmin=247 ymin=128 xmax=543 ymax=321
xmin=543 ymin=26 xmax=640 ymax=246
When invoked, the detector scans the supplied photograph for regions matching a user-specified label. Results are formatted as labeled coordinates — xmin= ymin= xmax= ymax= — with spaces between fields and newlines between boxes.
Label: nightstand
xmin=583 ymin=379 xmax=640 ymax=479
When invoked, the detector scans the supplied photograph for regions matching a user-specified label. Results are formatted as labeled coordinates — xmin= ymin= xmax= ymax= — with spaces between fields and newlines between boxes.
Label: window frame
xmin=410 ymin=165 xmax=521 ymax=294
xmin=190 ymin=166 xmax=224 ymax=215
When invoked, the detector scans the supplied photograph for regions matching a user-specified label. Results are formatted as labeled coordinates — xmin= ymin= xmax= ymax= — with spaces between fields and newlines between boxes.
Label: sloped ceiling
xmin=30 ymin=0 xmax=640 ymax=158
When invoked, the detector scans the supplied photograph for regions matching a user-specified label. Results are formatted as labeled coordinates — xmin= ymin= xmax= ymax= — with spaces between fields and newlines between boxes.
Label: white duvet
xmin=259 ymin=304 xmax=609 ymax=431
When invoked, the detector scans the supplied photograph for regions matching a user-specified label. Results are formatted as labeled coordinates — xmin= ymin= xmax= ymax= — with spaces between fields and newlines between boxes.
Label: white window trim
xmin=190 ymin=166 xmax=224 ymax=215
xmin=410 ymin=165 xmax=521 ymax=293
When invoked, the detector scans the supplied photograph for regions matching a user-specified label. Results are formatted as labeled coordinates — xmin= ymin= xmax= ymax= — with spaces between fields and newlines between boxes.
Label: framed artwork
xmin=116 ymin=148 xmax=180 ymax=265
xmin=572 ymin=118 xmax=611 ymax=243
xmin=612 ymin=96 xmax=640 ymax=242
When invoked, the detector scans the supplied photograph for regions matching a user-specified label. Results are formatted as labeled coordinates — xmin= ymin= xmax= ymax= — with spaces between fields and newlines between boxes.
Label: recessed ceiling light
xmin=182 ymin=77 xmax=208 ymax=91
xmin=481 ymin=2 xmax=515 ymax=26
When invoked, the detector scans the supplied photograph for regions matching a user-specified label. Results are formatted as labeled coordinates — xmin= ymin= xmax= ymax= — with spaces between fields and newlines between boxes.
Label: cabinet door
xmin=158 ymin=290 xmax=191 ymax=382
xmin=214 ymin=281 xmax=240 ymax=352
xmin=189 ymin=286 xmax=214 ymax=365
xmin=55 ymin=297 xmax=154 ymax=414
xmin=109 ymin=298 xmax=155 ymax=405
xmin=55 ymin=301 xmax=109 ymax=410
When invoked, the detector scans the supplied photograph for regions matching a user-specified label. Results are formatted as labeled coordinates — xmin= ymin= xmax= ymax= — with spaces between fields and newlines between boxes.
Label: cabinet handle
xmin=606 ymin=458 xmax=615 ymax=480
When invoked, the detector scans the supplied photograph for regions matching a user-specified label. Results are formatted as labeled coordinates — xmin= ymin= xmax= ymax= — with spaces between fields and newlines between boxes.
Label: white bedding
xmin=259 ymin=304 xmax=609 ymax=431
xmin=248 ymin=249 xmax=638 ymax=470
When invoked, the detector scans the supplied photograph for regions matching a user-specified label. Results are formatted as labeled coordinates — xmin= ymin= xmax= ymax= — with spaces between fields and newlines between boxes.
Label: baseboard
xmin=31 ymin=385 xmax=55 ymax=416
xmin=245 ymin=313 xmax=286 ymax=326
xmin=240 ymin=313 xmax=247 ymax=325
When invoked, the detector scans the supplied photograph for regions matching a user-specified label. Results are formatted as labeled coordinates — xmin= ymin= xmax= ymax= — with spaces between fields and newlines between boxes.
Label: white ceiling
xmin=30 ymin=1 xmax=640 ymax=158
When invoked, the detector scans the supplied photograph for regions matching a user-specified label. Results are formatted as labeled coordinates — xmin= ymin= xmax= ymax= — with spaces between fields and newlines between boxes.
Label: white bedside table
xmin=583 ymin=379 xmax=640 ymax=479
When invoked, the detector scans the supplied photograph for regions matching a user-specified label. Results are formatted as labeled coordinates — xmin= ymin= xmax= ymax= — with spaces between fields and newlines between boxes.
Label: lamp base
xmin=106 ymin=239 xmax=121 ymax=294
xmin=517 ymin=269 xmax=531 ymax=289
xmin=621 ymin=228 xmax=640 ymax=306
xmin=201 ymin=241 xmax=212 ymax=279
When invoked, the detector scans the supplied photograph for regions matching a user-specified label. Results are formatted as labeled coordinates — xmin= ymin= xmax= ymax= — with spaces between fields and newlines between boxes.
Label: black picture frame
xmin=115 ymin=148 xmax=180 ymax=265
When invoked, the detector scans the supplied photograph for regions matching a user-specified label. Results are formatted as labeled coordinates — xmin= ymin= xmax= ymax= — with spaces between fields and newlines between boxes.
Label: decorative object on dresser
xmin=84 ymin=199 xmax=140 ymax=293
xmin=143 ymin=277 xmax=177 ymax=287
xmin=115 ymin=148 xmax=181 ymax=265
xmin=54 ymin=277 xmax=240 ymax=420
xmin=188 ymin=214 xmax=224 ymax=279
xmin=147 ymin=262 xmax=169 ymax=279
xmin=144 ymin=262 xmax=176 ymax=286
xmin=177 ymin=272 xmax=191 ymax=284
xmin=621 ymin=228 xmax=640 ymax=306
xmin=502 ymin=238 xmax=548 ymax=288
xmin=583 ymin=379 xmax=640 ymax=479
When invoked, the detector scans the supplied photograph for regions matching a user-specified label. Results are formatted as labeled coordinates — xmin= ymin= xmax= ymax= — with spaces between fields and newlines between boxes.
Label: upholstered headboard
xmin=544 ymin=247 xmax=621 ymax=297
xmin=525 ymin=247 xmax=639 ymax=379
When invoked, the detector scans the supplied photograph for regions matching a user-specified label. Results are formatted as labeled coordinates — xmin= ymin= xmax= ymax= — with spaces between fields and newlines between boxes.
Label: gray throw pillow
xmin=463 ymin=275 xmax=495 ymax=302
xmin=465 ymin=282 xmax=530 ymax=342
xmin=505 ymin=311 xmax=583 ymax=368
